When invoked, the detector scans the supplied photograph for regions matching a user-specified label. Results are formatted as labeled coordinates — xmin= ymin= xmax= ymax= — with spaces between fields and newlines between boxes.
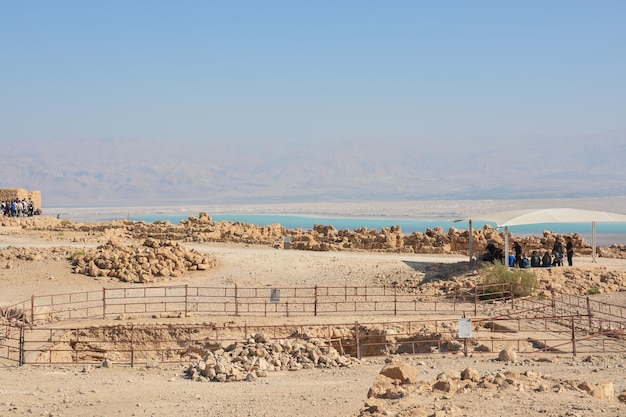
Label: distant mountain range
xmin=2 ymin=131 xmax=625 ymax=207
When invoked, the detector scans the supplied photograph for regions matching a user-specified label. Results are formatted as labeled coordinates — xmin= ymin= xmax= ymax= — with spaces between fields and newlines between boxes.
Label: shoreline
xmin=46 ymin=196 xmax=626 ymax=223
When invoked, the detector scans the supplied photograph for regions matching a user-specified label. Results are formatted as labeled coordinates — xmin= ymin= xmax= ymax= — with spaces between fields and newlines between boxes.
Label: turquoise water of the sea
xmin=128 ymin=213 xmax=626 ymax=246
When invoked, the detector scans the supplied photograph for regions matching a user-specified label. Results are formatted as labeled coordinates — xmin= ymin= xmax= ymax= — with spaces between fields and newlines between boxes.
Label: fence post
xmin=314 ymin=285 xmax=318 ymax=317
xmin=354 ymin=321 xmax=360 ymax=359
xmin=453 ymin=288 xmax=456 ymax=311
xmin=234 ymin=285 xmax=239 ymax=316
xmin=586 ymin=296 xmax=593 ymax=332
xmin=394 ymin=287 xmax=397 ymax=316
xmin=185 ymin=285 xmax=189 ymax=316
xmin=102 ymin=288 xmax=107 ymax=319
xmin=130 ymin=325 xmax=135 ymax=368
xmin=551 ymin=289 xmax=556 ymax=316
xmin=74 ymin=328 xmax=79 ymax=364
xmin=571 ymin=316 xmax=577 ymax=357
xmin=30 ymin=295 xmax=34 ymax=325
xmin=511 ymin=282 xmax=515 ymax=310
xmin=474 ymin=286 xmax=478 ymax=316
xmin=19 ymin=325 xmax=25 ymax=366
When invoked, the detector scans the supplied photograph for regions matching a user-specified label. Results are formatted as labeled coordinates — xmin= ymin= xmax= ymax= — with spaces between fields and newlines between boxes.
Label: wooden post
xmin=234 ymin=285 xmax=239 ymax=316
xmin=314 ymin=285 xmax=318 ymax=317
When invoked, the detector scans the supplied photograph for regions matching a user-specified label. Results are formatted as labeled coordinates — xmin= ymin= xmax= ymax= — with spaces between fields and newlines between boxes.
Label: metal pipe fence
xmin=3 ymin=282 xmax=626 ymax=366
xmin=4 ymin=315 xmax=626 ymax=367
xmin=4 ymin=282 xmax=626 ymax=331
xmin=3 ymin=283 xmax=523 ymax=325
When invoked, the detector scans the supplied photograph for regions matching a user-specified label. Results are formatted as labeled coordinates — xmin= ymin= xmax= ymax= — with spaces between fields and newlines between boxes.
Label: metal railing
xmin=2 ymin=283 xmax=525 ymax=324
xmin=3 ymin=315 xmax=625 ymax=366
xmin=3 ymin=282 xmax=626 ymax=366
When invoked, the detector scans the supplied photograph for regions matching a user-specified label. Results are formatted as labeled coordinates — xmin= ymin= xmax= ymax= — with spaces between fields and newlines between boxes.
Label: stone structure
xmin=185 ymin=333 xmax=359 ymax=382
xmin=0 ymin=188 xmax=41 ymax=210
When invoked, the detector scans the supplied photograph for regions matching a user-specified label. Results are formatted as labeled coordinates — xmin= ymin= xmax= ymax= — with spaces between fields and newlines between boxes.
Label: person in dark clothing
xmin=483 ymin=241 xmax=498 ymax=262
xmin=553 ymin=238 xmax=563 ymax=258
xmin=542 ymin=251 xmax=552 ymax=267
xmin=530 ymin=250 xmax=542 ymax=267
xmin=552 ymin=238 xmax=564 ymax=267
xmin=513 ymin=241 xmax=523 ymax=267
xmin=566 ymin=237 xmax=574 ymax=266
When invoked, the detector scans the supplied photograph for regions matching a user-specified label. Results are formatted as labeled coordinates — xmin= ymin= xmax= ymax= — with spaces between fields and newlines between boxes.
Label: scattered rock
xmin=498 ymin=347 xmax=517 ymax=363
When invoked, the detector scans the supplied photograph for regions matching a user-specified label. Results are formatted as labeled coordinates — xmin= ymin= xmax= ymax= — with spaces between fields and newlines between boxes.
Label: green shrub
xmin=60 ymin=219 xmax=72 ymax=226
xmin=481 ymin=262 xmax=538 ymax=297
xmin=70 ymin=250 xmax=86 ymax=260
xmin=587 ymin=287 xmax=600 ymax=295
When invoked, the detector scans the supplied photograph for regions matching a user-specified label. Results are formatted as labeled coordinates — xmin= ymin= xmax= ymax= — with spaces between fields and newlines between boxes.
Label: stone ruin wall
xmin=0 ymin=188 xmax=42 ymax=210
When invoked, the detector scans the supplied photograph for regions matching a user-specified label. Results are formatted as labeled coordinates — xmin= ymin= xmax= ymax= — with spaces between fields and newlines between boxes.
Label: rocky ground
xmin=2 ymin=215 xmax=626 ymax=416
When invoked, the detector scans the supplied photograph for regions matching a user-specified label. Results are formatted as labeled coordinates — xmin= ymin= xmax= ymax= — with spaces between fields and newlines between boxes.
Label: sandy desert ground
xmin=1 ymin=219 xmax=626 ymax=417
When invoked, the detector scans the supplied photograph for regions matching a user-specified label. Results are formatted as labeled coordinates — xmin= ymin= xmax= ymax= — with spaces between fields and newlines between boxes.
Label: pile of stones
xmin=0 ymin=246 xmax=75 ymax=268
xmin=72 ymin=238 xmax=217 ymax=283
xmin=357 ymin=358 xmax=626 ymax=416
xmin=185 ymin=333 xmax=360 ymax=382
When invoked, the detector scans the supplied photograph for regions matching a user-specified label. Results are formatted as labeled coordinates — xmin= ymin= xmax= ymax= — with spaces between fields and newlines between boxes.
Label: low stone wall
xmin=3 ymin=212 xmax=626 ymax=260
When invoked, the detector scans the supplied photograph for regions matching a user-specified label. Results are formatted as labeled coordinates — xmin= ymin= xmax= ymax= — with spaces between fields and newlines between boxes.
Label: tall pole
xmin=504 ymin=226 xmax=509 ymax=266
xmin=592 ymin=221 xmax=597 ymax=263
xmin=468 ymin=220 xmax=473 ymax=262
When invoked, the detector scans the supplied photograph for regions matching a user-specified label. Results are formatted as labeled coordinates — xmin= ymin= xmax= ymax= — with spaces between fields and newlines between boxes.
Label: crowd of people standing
xmin=484 ymin=236 xmax=575 ymax=268
xmin=1 ymin=199 xmax=38 ymax=217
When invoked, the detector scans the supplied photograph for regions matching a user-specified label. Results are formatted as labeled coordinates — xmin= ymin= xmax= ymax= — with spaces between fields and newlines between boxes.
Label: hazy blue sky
xmin=1 ymin=1 xmax=625 ymax=146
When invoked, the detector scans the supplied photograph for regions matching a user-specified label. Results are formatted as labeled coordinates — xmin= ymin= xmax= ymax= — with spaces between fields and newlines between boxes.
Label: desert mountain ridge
xmin=1 ymin=131 xmax=625 ymax=207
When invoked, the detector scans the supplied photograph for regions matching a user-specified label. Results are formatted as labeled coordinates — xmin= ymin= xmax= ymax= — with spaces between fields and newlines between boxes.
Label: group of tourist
xmin=514 ymin=237 xmax=574 ymax=268
xmin=483 ymin=237 xmax=574 ymax=268
xmin=0 ymin=199 xmax=38 ymax=217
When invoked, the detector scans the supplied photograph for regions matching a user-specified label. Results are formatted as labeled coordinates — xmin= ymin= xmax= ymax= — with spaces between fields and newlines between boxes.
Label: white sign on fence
xmin=458 ymin=318 xmax=472 ymax=338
